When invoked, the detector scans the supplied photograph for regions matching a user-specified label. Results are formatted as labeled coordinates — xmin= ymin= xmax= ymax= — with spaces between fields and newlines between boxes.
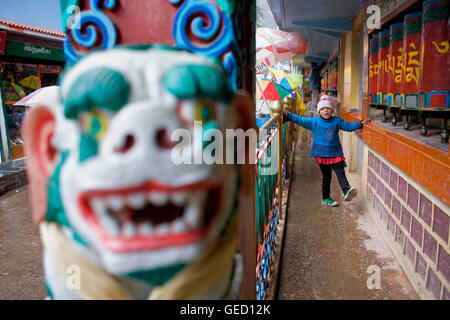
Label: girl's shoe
xmin=344 ymin=187 xmax=357 ymax=201
xmin=322 ymin=198 xmax=339 ymax=206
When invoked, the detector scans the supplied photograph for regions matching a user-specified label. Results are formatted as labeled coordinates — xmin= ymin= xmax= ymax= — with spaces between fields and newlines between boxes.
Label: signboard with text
xmin=5 ymin=40 xmax=65 ymax=61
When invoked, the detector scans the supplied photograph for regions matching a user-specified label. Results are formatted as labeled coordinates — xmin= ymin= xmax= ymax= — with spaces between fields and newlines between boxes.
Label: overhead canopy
xmin=267 ymin=0 xmax=363 ymax=66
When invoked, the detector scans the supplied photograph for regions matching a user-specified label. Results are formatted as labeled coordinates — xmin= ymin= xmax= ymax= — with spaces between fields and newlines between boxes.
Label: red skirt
xmin=315 ymin=155 xmax=345 ymax=165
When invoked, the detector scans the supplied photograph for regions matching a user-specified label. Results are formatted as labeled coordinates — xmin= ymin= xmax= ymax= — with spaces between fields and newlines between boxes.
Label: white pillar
xmin=0 ymin=92 xmax=10 ymax=162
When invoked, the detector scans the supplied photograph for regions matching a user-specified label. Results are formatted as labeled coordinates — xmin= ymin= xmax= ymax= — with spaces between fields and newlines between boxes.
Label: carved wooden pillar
xmin=61 ymin=0 xmax=256 ymax=299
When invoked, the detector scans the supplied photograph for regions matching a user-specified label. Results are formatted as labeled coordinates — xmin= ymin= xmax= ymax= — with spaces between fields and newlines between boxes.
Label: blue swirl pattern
xmin=171 ymin=0 xmax=239 ymax=90
xmin=64 ymin=0 xmax=117 ymax=63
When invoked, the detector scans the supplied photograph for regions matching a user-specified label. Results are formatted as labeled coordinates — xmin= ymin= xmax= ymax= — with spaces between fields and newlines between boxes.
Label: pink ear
xmin=23 ymin=106 xmax=57 ymax=223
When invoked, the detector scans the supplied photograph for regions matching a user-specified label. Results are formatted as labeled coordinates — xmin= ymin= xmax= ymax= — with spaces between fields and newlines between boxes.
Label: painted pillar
xmin=63 ymin=0 xmax=255 ymax=94
xmin=376 ymin=30 xmax=390 ymax=104
xmin=61 ymin=0 xmax=256 ymax=299
xmin=419 ymin=0 xmax=450 ymax=108
xmin=0 ymin=73 xmax=10 ymax=162
xmin=387 ymin=22 xmax=403 ymax=106
xmin=0 ymin=89 xmax=7 ymax=162
xmin=401 ymin=12 xmax=422 ymax=109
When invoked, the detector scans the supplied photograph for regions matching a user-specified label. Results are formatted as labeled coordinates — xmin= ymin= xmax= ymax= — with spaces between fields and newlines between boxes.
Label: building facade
xmin=0 ymin=19 xmax=65 ymax=162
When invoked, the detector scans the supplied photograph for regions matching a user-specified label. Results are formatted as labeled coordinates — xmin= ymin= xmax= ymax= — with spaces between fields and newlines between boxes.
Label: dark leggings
xmin=318 ymin=160 xmax=350 ymax=199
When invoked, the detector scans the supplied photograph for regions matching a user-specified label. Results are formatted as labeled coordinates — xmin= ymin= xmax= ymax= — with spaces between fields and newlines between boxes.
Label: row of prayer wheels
xmin=369 ymin=0 xmax=449 ymax=109
xmin=322 ymin=59 xmax=338 ymax=91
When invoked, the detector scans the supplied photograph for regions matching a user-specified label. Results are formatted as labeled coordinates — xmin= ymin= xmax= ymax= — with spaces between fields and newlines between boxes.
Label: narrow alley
xmin=277 ymin=129 xmax=419 ymax=299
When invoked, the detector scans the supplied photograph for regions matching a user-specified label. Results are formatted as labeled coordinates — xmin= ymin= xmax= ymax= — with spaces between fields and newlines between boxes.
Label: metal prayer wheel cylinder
xmin=420 ymin=0 xmax=449 ymax=108
xmin=286 ymin=94 xmax=294 ymax=110
xmin=288 ymin=94 xmax=294 ymax=104
xmin=377 ymin=30 xmax=390 ymax=105
xmin=282 ymin=96 xmax=290 ymax=111
xmin=401 ymin=12 xmax=422 ymax=109
xmin=387 ymin=22 xmax=403 ymax=106
xmin=369 ymin=38 xmax=379 ymax=104
xmin=271 ymin=100 xmax=283 ymax=116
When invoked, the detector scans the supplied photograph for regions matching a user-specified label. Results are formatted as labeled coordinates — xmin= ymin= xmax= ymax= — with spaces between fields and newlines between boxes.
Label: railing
xmin=255 ymin=95 xmax=296 ymax=300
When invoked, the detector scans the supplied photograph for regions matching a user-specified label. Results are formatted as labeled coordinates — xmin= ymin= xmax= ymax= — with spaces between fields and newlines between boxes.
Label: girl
xmin=283 ymin=95 xmax=371 ymax=206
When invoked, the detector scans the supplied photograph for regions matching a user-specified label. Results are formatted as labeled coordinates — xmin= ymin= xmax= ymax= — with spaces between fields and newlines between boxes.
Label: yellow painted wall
xmin=340 ymin=9 xmax=364 ymax=110
xmin=339 ymin=9 xmax=365 ymax=172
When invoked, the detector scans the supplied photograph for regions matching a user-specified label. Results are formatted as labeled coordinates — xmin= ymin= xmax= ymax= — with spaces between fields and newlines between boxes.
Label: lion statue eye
xmin=80 ymin=108 xmax=110 ymax=140
xmin=176 ymin=99 xmax=217 ymax=126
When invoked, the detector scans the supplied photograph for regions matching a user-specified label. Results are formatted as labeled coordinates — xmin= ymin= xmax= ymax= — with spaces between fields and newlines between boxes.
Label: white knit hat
xmin=317 ymin=95 xmax=335 ymax=114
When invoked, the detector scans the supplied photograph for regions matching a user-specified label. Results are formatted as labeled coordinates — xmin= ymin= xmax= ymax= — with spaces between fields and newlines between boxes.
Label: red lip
xmin=78 ymin=180 xmax=222 ymax=253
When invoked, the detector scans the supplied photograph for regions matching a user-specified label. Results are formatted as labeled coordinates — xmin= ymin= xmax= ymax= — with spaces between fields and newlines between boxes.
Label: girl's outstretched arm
xmin=338 ymin=117 xmax=371 ymax=132
xmin=283 ymin=111 xmax=314 ymax=130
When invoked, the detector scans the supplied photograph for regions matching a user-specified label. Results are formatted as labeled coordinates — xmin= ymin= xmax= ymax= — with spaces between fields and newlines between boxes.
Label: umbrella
xmin=279 ymin=74 xmax=303 ymax=90
xmin=268 ymin=68 xmax=287 ymax=82
xmin=19 ymin=75 xmax=41 ymax=90
xmin=256 ymin=46 xmax=297 ymax=72
xmin=13 ymin=86 xmax=59 ymax=108
xmin=255 ymin=28 xmax=307 ymax=72
xmin=2 ymin=80 xmax=26 ymax=101
xmin=256 ymin=28 xmax=307 ymax=53
xmin=255 ymin=79 xmax=294 ymax=101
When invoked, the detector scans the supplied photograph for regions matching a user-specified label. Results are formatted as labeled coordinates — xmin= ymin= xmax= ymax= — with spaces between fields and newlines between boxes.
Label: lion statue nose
xmin=113 ymin=128 xmax=176 ymax=155
xmin=103 ymin=102 xmax=181 ymax=158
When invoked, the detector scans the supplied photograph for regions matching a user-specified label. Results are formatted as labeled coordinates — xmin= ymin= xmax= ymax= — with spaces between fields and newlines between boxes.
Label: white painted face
xmin=56 ymin=48 xmax=239 ymax=276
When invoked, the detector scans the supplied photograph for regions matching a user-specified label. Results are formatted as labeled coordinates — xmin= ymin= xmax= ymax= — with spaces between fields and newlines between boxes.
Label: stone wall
xmin=366 ymin=150 xmax=449 ymax=299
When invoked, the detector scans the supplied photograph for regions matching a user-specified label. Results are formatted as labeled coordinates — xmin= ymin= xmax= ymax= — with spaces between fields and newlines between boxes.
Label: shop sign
xmin=0 ymin=31 xmax=6 ymax=55
xmin=6 ymin=40 xmax=65 ymax=61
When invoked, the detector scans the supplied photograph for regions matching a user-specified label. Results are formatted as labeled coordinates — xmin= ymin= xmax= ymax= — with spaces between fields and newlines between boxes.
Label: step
xmin=0 ymin=159 xmax=28 ymax=195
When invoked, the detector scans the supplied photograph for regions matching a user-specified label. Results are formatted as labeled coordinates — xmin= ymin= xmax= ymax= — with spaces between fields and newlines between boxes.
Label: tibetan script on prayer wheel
xmin=377 ymin=30 xmax=390 ymax=104
xmin=419 ymin=0 xmax=449 ymax=108
xmin=387 ymin=22 xmax=404 ymax=106
xmin=401 ymin=12 xmax=422 ymax=108
xmin=369 ymin=38 xmax=379 ymax=103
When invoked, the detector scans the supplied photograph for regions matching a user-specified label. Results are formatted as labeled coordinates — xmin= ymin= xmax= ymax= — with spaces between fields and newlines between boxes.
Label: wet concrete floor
xmin=277 ymin=129 xmax=419 ymax=300
xmin=0 ymin=131 xmax=420 ymax=300
xmin=0 ymin=185 xmax=46 ymax=300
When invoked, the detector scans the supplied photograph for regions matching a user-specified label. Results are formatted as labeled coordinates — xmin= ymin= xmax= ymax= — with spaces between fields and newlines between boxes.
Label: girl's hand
xmin=282 ymin=110 xmax=290 ymax=123
xmin=360 ymin=119 xmax=372 ymax=125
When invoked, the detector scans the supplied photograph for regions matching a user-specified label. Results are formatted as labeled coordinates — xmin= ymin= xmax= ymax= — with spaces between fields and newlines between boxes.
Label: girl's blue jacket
xmin=286 ymin=113 xmax=362 ymax=157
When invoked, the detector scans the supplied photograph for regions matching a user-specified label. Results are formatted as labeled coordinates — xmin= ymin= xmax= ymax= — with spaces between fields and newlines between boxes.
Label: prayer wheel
xmin=369 ymin=38 xmax=379 ymax=103
xmin=326 ymin=67 xmax=329 ymax=89
xmin=387 ymin=22 xmax=404 ymax=106
xmin=377 ymin=30 xmax=390 ymax=104
xmin=401 ymin=12 xmax=422 ymax=108
xmin=419 ymin=0 xmax=450 ymax=108
xmin=330 ymin=60 xmax=336 ymax=90
xmin=329 ymin=64 xmax=332 ymax=89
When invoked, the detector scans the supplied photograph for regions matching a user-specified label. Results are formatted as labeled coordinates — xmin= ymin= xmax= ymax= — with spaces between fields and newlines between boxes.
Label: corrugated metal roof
xmin=0 ymin=19 xmax=65 ymax=38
